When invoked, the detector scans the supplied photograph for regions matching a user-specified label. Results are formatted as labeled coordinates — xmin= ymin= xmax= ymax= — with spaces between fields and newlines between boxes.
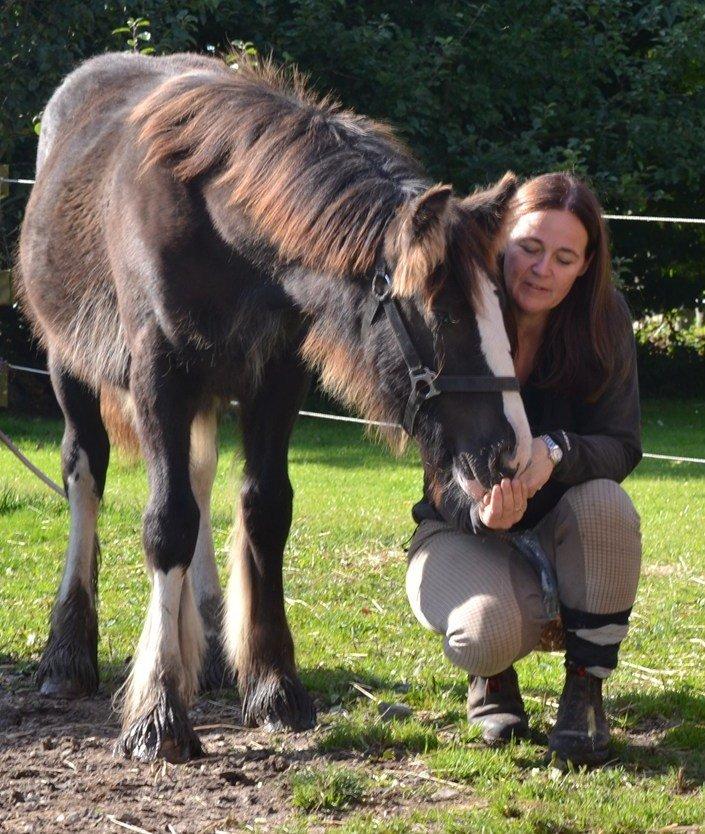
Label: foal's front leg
xmin=116 ymin=330 xmax=204 ymax=762
xmin=225 ymin=354 xmax=316 ymax=730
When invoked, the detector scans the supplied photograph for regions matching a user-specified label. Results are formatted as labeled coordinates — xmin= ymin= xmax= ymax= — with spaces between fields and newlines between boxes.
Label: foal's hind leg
xmin=225 ymin=353 xmax=316 ymax=730
xmin=37 ymin=360 xmax=109 ymax=697
xmin=189 ymin=409 xmax=231 ymax=691
xmin=116 ymin=328 xmax=204 ymax=762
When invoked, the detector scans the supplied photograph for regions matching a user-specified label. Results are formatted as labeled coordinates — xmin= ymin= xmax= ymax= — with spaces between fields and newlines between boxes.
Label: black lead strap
xmin=365 ymin=267 xmax=520 ymax=435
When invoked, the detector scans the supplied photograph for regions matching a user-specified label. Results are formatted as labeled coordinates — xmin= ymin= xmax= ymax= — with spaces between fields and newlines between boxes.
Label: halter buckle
xmin=409 ymin=367 xmax=440 ymax=401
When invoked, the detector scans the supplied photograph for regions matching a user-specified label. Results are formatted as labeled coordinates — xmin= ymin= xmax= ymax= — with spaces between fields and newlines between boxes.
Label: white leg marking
xmin=224 ymin=519 xmax=252 ymax=675
xmin=475 ymin=274 xmax=532 ymax=473
xmin=189 ymin=410 xmax=222 ymax=620
xmin=179 ymin=570 xmax=205 ymax=697
xmin=123 ymin=569 xmax=200 ymax=726
xmin=58 ymin=448 xmax=99 ymax=604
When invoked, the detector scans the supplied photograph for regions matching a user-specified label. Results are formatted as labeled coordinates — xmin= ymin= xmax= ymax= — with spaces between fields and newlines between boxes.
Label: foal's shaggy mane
xmin=130 ymin=58 xmax=427 ymax=276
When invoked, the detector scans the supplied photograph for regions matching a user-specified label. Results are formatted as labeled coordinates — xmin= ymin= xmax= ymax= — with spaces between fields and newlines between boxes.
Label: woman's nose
xmin=531 ymin=254 xmax=551 ymax=277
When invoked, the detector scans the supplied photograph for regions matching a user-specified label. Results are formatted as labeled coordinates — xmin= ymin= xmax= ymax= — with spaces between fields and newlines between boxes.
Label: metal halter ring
xmin=364 ymin=261 xmax=520 ymax=436
xmin=409 ymin=367 xmax=440 ymax=402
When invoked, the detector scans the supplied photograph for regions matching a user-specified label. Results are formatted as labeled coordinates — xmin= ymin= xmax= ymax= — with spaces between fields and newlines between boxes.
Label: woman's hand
xmin=477 ymin=437 xmax=556 ymax=529
xmin=519 ymin=437 xmax=555 ymax=498
xmin=478 ymin=477 xmax=528 ymax=530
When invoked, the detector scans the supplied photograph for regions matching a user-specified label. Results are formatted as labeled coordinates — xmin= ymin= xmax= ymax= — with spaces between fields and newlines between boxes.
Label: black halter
xmin=364 ymin=266 xmax=520 ymax=435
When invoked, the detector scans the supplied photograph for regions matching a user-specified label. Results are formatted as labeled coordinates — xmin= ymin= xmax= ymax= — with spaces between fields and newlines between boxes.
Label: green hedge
xmin=2 ymin=1 xmax=705 ymax=400
xmin=2 ymin=1 xmax=705 ymax=311
xmin=635 ymin=314 xmax=705 ymax=397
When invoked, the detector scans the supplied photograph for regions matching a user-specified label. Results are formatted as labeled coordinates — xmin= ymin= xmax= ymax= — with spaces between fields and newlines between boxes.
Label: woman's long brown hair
xmin=507 ymin=172 xmax=631 ymax=401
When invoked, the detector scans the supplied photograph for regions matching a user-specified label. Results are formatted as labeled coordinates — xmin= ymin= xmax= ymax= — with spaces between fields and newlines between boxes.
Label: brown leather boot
xmin=466 ymin=666 xmax=529 ymax=746
xmin=548 ymin=663 xmax=610 ymax=766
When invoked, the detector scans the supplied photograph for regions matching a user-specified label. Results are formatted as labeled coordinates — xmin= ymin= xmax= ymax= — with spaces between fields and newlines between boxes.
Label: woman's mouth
xmin=524 ymin=279 xmax=550 ymax=293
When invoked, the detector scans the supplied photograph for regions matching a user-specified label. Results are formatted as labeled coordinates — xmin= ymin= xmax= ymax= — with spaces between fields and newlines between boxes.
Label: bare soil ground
xmin=0 ymin=667 xmax=468 ymax=834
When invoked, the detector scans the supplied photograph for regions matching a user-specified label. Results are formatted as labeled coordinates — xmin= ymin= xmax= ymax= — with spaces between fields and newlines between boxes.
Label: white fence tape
xmin=1 ymin=363 xmax=703 ymax=465
xmin=3 ymin=174 xmax=704 ymax=466
xmin=3 ymin=176 xmax=705 ymax=225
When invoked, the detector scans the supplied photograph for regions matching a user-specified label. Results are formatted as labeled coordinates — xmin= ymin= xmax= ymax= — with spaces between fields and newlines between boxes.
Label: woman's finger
xmin=500 ymin=478 xmax=514 ymax=513
xmin=511 ymin=479 xmax=524 ymax=513
xmin=489 ymin=483 xmax=504 ymax=517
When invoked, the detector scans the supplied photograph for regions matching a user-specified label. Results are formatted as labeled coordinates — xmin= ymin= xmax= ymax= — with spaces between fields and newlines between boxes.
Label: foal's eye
xmin=436 ymin=311 xmax=460 ymax=327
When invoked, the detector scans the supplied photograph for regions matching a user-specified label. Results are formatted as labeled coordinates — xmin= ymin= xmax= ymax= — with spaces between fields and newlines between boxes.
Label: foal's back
xmin=37 ymin=53 xmax=219 ymax=172
xmin=18 ymin=53 xmax=232 ymax=390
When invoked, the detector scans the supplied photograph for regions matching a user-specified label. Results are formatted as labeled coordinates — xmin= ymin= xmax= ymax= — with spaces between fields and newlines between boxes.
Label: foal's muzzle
xmin=454 ymin=438 xmax=518 ymax=496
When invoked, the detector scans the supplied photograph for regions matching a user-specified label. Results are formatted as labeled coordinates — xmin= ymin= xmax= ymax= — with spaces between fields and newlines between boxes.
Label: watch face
xmin=543 ymin=435 xmax=562 ymax=465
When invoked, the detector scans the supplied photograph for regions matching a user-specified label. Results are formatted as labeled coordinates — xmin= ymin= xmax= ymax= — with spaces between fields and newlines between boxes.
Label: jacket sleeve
xmin=549 ymin=302 xmax=642 ymax=486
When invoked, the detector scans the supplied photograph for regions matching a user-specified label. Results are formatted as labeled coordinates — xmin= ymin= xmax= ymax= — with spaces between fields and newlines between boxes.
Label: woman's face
xmin=503 ymin=208 xmax=589 ymax=319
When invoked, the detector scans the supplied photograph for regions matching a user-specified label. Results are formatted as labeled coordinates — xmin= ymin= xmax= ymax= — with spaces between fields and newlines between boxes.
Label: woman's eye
xmin=519 ymin=242 xmax=540 ymax=254
xmin=557 ymin=257 xmax=574 ymax=266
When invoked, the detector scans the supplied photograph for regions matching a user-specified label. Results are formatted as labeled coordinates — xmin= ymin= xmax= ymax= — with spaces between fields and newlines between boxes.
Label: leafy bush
xmin=2 ymin=1 xmax=705 ymax=398
xmin=635 ymin=311 xmax=705 ymax=397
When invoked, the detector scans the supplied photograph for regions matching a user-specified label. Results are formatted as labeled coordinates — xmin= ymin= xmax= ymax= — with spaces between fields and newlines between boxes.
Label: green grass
xmin=1 ymin=398 xmax=705 ymax=831
xmin=320 ymin=713 xmax=440 ymax=755
xmin=291 ymin=764 xmax=368 ymax=812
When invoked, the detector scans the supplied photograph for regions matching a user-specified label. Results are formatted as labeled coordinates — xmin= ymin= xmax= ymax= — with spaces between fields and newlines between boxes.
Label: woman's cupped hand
xmin=478 ymin=437 xmax=554 ymax=530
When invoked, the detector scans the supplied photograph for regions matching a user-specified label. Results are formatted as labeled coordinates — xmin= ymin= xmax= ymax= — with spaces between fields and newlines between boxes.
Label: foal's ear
xmin=462 ymin=171 xmax=518 ymax=241
xmin=392 ymin=184 xmax=453 ymax=298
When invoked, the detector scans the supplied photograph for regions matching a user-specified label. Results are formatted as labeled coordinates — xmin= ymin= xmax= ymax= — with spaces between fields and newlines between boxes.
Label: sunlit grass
xmin=1 ymin=398 xmax=704 ymax=831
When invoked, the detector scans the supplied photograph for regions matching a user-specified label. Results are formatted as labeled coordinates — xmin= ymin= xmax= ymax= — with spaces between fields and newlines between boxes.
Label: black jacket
xmin=412 ymin=295 xmax=642 ymax=533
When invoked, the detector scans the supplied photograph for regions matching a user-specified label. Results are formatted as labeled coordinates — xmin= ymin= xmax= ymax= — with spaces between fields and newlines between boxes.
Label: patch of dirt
xmin=0 ymin=667 xmax=473 ymax=834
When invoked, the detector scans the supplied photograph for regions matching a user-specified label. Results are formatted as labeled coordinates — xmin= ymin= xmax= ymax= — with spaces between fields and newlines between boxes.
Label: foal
xmin=18 ymin=52 xmax=531 ymax=761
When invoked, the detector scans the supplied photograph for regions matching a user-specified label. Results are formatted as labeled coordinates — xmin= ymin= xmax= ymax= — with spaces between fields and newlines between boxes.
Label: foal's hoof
xmin=241 ymin=671 xmax=317 ymax=731
xmin=199 ymin=635 xmax=234 ymax=693
xmin=115 ymin=692 xmax=204 ymax=763
xmin=39 ymin=676 xmax=93 ymax=699
xmin=36 ymin=644 xmax=98 ymax=699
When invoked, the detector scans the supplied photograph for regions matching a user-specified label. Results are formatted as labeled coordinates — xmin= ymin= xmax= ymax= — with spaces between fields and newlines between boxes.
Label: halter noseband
xmin=364 ymin=266 xmax=520 ymax=435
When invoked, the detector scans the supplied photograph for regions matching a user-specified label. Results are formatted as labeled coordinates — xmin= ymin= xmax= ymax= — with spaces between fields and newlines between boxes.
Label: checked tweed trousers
xmin=405 ymin=479 xmax=642 ymax=678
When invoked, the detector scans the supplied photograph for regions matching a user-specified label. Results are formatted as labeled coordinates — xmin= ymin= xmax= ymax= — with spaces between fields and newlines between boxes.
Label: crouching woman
xmin=406 ymin=172 xmax=642 ymax=766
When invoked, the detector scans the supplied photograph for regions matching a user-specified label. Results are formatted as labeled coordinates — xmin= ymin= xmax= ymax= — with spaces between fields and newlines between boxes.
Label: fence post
xmin=1 ymin=164 xmax=9 ymax=406
xmin=0 ymin=164 xmax=8 ymax=200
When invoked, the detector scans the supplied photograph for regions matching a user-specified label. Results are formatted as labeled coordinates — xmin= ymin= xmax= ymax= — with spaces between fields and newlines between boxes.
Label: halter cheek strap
xmin=364 ymin=268 xmax=520 ymax=436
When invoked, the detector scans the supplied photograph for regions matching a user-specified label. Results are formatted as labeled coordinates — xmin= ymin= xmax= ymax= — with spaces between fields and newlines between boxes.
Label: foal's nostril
xmin=488 ymin=440 xmax=517 ymax=482
xmin=499 ymin=446 xmax=517 ymax=479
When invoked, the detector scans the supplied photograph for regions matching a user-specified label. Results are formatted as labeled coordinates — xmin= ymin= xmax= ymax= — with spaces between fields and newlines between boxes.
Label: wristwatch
xmin=540 ymin=434 xmax=563 ymax=467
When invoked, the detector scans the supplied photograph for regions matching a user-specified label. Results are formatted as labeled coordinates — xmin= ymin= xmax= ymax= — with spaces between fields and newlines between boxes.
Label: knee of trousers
xmin=442 ymin=594 xmax=528 ymax=678
xmin=557 ymin=479 xmax=642 ymax=612
xmin=565 ymin=478 xmax=640 ymax=526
